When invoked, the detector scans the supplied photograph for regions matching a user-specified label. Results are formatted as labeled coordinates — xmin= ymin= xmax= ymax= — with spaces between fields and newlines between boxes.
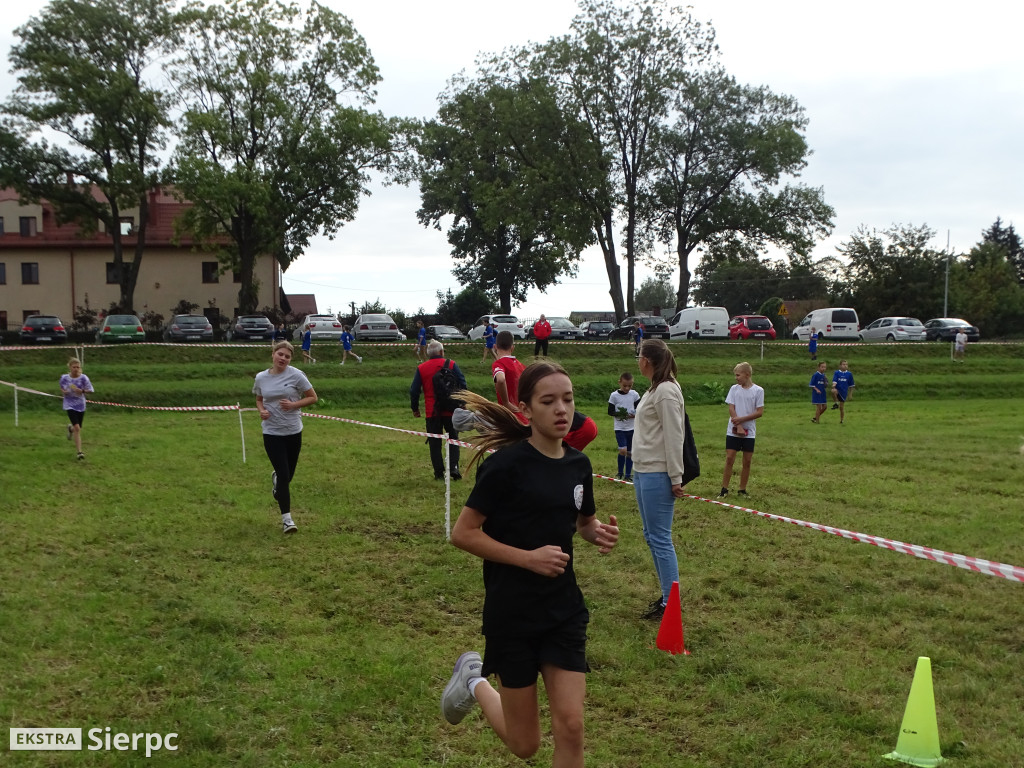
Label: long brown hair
xmin=640 ymin=338 xmax=677 ymax=389
xmin=461 ymin=362 xmax=571 ymax=471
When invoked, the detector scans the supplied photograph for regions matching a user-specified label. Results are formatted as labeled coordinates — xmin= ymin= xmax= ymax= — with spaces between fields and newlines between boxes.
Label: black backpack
xmin=681 ymin=412 xmax=700 ymax=486
xmin=432 ymin=359 xmax=461 ymax=417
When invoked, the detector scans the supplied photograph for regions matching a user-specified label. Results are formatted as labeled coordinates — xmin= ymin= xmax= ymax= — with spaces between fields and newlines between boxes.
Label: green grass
xmin=1 ymin=341 xmax=1022 ymax=767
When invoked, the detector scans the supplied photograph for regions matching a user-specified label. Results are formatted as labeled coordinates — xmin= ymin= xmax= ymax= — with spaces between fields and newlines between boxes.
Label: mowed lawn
xmin=1 ymin=340 xmax=1022 ymax=767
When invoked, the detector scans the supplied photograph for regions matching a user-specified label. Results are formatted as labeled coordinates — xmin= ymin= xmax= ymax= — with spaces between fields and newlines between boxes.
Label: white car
xmin=859 ymin=316 xmax=927 ymax=342
xmin=293 ymin=314 xmax=344 ymax=342
xmin=467 ymin=314 xmax=526 ymax=340
xmin=353 ymin=313 xmax=404 ymax=341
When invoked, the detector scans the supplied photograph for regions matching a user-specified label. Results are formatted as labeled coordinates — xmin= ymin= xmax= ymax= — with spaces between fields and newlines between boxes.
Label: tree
xmin=949 ymin=240 xmax=1024 ymax=336
xmin=435 ymin=286 xmax=491 ymax=329
xmin=838 ymin=224 xmax=947 ymax=321
xmin=981 ymin=217 xmax=1024 ymax=285
xmin=643 ymin=69 xmax=834 ymax=309
xmin=416 ymin=76 xmax=595 ymax=312
xmin=169 ymin=0 xmax=400 ymax=314
xmin=539 ymin=0 xmax=717 ymax=319
xmin=633 ymin=275 xmax=675 ymax=313
xmin=0 ymin=0 xmax=177 ymax=312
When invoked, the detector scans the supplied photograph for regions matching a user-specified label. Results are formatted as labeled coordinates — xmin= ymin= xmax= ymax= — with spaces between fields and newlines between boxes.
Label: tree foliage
xmin=643 ymin=69 xmax=834 ymax=310
xmin=692 ymin=253 xmax=829 ymax=315
xmin=949 ymin=240 xmax=1024 ymax=336
xmin=169 ymin=0 xmax=401 ymax=314
xmin=539 ymin=0 xmax=717 ymax=319
xmin=981 ymin=217 xmax=1024 ymax=285
xmin=0 ymin=0 xmax=177 ymax=312
xmin=435 ymin=286 xmax=492 ymax=329
xmin=633 ymin=275 xmax=675 ymax=313
xmin=837 ymin=224 xmax=948 ymax=322
xmin=415 ymin=76 xmax=595 ymax=313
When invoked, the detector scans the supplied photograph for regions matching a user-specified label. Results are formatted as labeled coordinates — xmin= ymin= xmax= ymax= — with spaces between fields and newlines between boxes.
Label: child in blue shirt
xmin=810 ymin=360 xmax=827 ymax=423
xmin=339 ymin=325 xmax=362 ymax=365
xmin=301 ymin=324 xmax=315 ymax=364
xmin=830 ymin=359 xmax=855 ymax=424
xmin=633 ymin=320 xmax=644 ymax=357
xmin=808 ymin=328 xmax=818 ymax=360
xmin=415 ymin=320 xmax=427 ymax=362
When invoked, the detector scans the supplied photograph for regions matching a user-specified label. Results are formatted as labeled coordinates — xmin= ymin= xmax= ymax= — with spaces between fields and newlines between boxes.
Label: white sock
xmin=468 ymin=676 xmax=487 ymax=698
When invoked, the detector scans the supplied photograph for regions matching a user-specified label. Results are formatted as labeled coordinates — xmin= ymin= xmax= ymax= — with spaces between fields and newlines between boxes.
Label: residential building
xmin=0 ymin=186 xmax=282 ymax=331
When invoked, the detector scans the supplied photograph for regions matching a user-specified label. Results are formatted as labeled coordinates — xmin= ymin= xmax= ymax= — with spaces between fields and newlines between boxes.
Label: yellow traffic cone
xmin=884 ymin=657 xmax=944 ymax=767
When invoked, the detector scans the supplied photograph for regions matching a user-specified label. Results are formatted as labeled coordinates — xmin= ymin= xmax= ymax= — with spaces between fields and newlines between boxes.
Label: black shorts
xmin=482 ymin=614 xmax=590 ymax=689
xmin=725 ymin=435 xmax=755 ymax=453
xmin=66 ymin=409 xmax=85 ymax=427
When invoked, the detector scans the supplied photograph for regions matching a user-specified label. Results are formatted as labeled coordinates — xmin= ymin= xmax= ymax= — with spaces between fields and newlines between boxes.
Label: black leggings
xmin=263 ymin=432 xmax=302 ymax=515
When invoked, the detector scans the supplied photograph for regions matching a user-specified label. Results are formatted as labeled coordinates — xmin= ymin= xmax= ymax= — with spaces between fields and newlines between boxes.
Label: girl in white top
xmin=253 ymin=341 xmax=318 ymax=534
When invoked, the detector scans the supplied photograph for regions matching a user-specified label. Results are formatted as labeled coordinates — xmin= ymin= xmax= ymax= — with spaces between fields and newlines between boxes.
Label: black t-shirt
xmin=465 ymin=441 xmax=596 ymax=637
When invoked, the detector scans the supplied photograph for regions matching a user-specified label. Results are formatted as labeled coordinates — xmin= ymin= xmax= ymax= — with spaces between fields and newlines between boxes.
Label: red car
xmin=729 ymin=315 xmax=776 ymax=340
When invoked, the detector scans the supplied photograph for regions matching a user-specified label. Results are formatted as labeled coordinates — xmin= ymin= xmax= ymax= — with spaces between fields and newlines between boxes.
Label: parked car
xmin=227 ymin=314 xmax=275 ymax=341
xmin=292 ymin=314 xmax=344 ymax=342
xmin=467 ymin=314 xmax=527 ymax=340
xmin=608 ymin=315 xmax=671 ymax=341
xmin=859 ymin=316 xmax=927 ymax=342
xmin=667 ymin=306 xmax=730 ymax=339
xmin=425 ymin=324 xmax=466 ymax=341
xmin=729 ymin=315 xmax=777 ymax=340
xmin=19 ymin=315 xmax=68 ymax=344
xmin=791 ymin=307 xmax=860 ymax=341
xmin=923 ymin=318 xmax=980 ymax=343
xmin=353 ymin=313 xmax=404 ymax=341
xmin=527 ymin=317 xmax=581 ymax=340
xmin=95 ymin=314 xmax=145 ymax=344
xmin=162 ymin=314 xmax=214 ymax=342
xmin=579 ymin=320 xmax=614 ymax=339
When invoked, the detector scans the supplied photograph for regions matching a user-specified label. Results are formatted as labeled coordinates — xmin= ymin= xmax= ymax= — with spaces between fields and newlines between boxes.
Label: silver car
xmin=293 ymin=314 xmax=344 ymax=342
xmin=859 ymin=317 xmax=927 ymax=342
xmin=353 ymin=313 xmax=404 ymax=341
xmin=468 ymin=314 xmax=526 ymax=340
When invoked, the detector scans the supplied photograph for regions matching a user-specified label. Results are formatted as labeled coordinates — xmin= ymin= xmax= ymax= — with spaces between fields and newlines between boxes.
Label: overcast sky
xmin=3 ymin=0 xmax=1022 ymax=318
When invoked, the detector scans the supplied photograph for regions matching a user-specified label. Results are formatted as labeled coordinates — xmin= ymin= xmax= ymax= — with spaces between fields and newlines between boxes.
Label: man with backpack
xmin=410 ymin=340 xmax=468 ymax=481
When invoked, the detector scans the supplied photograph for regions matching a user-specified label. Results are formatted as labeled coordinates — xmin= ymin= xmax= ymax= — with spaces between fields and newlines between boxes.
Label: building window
xmin=21 ymin=262 xmax=39 ymax=285
xmin=19 ymin=217 xmax=37 ymax=237
xmin=0 ymin=262 xmax=5 ymax=285
xmin=0 ymin=310 xmax=6 ymax=332
xmin=106 ymin=262 xmax=121 ymax=284
xmin=119 ymin=217 xmax=134 ymax=236
xmin=0 ymin=217 xmax=5 ymax=235
xmin=232 ymin=270 xmax=242 ymax=283
xmin=202 ymin=262 xmax=219 ymax=283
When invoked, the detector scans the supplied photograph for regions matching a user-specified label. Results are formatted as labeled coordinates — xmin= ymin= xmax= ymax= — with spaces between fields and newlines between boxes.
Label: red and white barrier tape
xmin=5 ymin=380 xmax=1021 ymax=581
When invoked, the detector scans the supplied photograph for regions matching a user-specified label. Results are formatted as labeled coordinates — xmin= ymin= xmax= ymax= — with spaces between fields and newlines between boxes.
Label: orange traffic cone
xmin=656 ymin=581 xmax=689 ymax=655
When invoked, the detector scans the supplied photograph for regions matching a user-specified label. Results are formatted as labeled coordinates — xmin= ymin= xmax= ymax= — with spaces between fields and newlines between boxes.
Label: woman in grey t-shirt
xmin=253 ymin=341 xmax=318 ymax=534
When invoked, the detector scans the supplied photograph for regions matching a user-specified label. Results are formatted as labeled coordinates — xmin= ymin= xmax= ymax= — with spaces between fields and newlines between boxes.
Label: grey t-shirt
xmin=253 ymin=366 xmax=313 ymax=436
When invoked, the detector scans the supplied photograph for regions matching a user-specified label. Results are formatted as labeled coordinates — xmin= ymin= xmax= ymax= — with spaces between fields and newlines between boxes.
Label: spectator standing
xmin=273 ymin=323 xmax=288 ymax=342
xmin=254 ymin=341 xmax=318 ymax=534
xmin=631 ymin=339 xmax=687 ymax=621
xmin=608 ymin=371 xmax=640 ymax=480
xmin=60 ymin=357 xmax=94 ymax=461
xmin=492 ymin=331 xmax=527 ymax=424
xmin=533 ymin=314 xmax=552 ymax=357
xmin=719 ymin=362 xmax=765 ymax=498
xmin=633 ymin=320 xmax=644 ymax=357
xmin=954 ymin=328 xmax=968 ymax=362
xmin=410 ymin=340 xmax=467 ymax=481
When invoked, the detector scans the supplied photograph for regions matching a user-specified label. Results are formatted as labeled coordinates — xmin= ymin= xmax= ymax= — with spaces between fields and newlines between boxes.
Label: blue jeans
xmin=615 ymin=430 xmax=634 ymax=477
xmin=633 ymin=471 xmax=678 ymax=604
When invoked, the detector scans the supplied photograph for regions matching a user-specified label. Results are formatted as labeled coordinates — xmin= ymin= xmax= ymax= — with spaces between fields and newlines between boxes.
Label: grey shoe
xmin=282 ymin=515 xmax=297 ymax=534
xmin=441 ymin=651 xmax=482 ymax=724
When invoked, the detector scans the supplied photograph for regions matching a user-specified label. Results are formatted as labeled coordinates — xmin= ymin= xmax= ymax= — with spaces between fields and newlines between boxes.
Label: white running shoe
xmin=357 ymin=356 xmax=363 ymax=364
xmin=441 ymin=651 xmax=482 ymax=724
xmin=271 ymin=471 xmax=278 ymax=499
xmin=282 ymin=515 xmax=297 ymax=534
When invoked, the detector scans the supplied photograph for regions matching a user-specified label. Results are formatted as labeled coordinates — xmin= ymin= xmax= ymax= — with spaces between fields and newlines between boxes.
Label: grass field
xmin=1 ymin=340 xmax=1022 ymax=767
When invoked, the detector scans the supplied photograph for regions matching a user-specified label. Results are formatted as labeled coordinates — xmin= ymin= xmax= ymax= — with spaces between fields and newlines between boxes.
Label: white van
xmin=791 ymin=307 xmax=860 ymax=341
xmin=667 ymin=306 xmax=730 ymax=339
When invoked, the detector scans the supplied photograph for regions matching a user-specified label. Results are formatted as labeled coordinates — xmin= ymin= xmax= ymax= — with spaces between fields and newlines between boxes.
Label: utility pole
xmin=943 ymin=229 xmax=950 ymax=317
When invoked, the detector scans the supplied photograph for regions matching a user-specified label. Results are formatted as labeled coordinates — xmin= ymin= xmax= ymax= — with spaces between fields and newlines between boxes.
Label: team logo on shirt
xmin=573 ymin=484 xmax=584 ymax=511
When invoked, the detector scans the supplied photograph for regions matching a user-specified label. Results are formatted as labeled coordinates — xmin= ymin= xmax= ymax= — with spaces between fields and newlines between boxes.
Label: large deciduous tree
xmin=169 ymin=0 xmax=399 ymax=314
xmin=643 ymin=69 xmax=834 ymax=309
xmin=416 ymin=76 xmax=595 ymax=312
xmin=540 ymin=0 xmax=717 ymax=319
xmin=0 ymin=0 xmax=177 ymax=312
